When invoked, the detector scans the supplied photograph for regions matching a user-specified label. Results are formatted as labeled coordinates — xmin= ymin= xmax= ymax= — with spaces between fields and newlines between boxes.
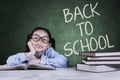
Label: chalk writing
xmin=63 ymin=2 xmax=100 ymax=23
xmin=76 ymin=21 xmax=93 ymax=36
xmin=63 ymin=2 xmax=115 ymax=57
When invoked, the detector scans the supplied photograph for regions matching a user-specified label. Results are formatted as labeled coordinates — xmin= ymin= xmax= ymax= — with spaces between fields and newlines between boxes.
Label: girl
xmin=6 ymin=27 xmax=68 ymax=68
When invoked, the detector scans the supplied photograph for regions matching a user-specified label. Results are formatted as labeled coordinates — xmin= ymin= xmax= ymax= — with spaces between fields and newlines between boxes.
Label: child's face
xmin=31 ymin=29 xmax=51 ymax=53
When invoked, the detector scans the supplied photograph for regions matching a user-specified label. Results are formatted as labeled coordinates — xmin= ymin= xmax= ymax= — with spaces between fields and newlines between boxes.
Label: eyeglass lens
xmin=32 ymin=34 xmax=49 ymax=44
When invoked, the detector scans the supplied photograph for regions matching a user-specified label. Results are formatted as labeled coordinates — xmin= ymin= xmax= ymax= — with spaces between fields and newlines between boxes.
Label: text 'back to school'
xmin=62 ymin=2 xmax=115 ymax=57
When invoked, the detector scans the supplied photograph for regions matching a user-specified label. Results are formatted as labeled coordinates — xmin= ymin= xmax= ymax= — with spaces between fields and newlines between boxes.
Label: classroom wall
xmin=0 ymin=0 xmax=120 ymax=66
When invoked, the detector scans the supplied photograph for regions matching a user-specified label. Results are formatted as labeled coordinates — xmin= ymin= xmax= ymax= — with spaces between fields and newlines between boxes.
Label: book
xmin=82 ymin=59 xmax=120 ymax=65
xmin=76 ymin=64 xmax=118 ymax=72
xmin=87 ymin=56 xmax=120 ymax=60
xmin=80 ymin=52 xmax=120 ymax=57
xmin=0 ymin=62 xmax=56 ymax=71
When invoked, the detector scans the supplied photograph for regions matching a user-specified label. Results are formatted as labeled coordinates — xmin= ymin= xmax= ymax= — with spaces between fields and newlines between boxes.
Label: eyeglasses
xmin=31 ymin=34 xmax=50 ymax=44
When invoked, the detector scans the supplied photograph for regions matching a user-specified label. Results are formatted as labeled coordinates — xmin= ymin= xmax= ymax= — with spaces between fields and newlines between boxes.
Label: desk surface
xmin=0 ymin=67 xmax=120 ymax=80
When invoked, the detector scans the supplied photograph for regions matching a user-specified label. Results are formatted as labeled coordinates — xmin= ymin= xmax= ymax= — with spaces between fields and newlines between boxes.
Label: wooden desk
xmin=0 ymin=67 xmax=120 ymax=80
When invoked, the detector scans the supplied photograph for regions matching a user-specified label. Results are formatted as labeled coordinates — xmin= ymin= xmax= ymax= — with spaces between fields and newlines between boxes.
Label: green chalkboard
xmin=0 ymin=0 xmax=120 ymax=66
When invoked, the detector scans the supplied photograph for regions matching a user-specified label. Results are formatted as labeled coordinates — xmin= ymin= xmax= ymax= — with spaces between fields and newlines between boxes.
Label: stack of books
xmin=77 ymin=52 xmax=120 ymax=72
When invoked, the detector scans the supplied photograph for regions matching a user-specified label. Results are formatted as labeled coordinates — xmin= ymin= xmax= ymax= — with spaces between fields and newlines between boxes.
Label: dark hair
xmin=25 ymin=27 xmax=55 ymax=52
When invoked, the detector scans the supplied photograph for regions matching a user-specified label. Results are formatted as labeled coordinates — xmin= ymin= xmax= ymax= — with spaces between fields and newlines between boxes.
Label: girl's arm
xmin=6 ymin=53 xmax=27 ymax=66
xmin=6 ymin=41 xmax=36 ymax=66
xmin=40 ymin=47 xmax=68 ymax=68
xmin=41 ymin=54 xmax=68 ymax=68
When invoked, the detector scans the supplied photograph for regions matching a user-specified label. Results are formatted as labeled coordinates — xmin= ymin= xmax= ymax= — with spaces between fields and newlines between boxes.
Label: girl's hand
xmin=27 ymin=40 xmax=36 ymax=54
xmin=25 ymin=41 xmax=36 ymax=57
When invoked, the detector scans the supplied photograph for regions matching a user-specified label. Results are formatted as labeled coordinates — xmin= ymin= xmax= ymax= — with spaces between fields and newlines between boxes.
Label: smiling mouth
xmin=35 ymin=45 xmax=43 ymax=48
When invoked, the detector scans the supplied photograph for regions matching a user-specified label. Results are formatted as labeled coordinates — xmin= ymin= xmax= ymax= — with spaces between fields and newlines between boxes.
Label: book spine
xmin=80 ymin=52 xmax=120 ymax=57
xmin=82 ymin=60 xmax=120 ymax=65
xmin=87 ymin=57 xmax=120 ymax=60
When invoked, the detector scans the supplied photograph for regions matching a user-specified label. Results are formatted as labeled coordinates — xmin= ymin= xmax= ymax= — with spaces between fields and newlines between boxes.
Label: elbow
xmin=6 ymin=56 xmax=20 ymax=66
xmin=54 ymin=58 xmax=68 ymax=68
xmin=6 ymin=57 xmax=13 ymax=65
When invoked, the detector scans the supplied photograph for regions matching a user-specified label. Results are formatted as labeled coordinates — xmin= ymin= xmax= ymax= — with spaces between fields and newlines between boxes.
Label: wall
xmin=0 ymin=0 xmax=120 ymax=65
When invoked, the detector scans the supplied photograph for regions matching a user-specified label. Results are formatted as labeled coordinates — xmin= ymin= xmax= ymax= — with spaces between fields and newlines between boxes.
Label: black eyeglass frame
xmin=31 ymin=34 xmax=50 ymax=44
